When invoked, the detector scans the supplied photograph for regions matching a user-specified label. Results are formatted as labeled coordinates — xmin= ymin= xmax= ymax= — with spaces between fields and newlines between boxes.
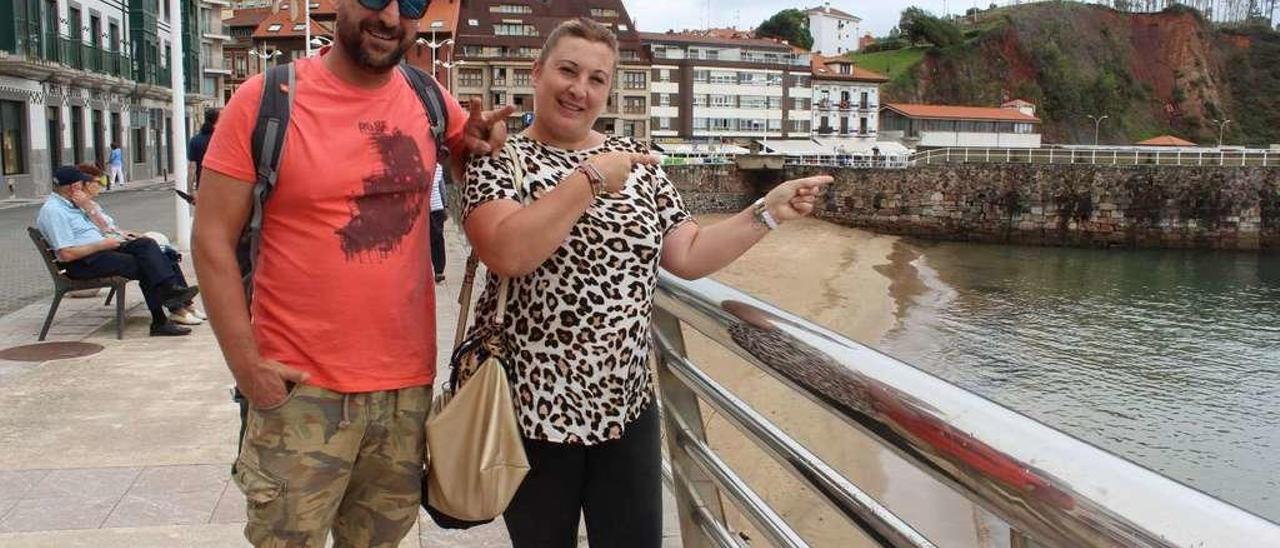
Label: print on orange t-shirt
xmin=202 ymin=55 xmax=468 ymax=393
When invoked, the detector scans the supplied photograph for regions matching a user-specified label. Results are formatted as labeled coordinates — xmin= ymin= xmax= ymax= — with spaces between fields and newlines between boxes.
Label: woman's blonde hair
xmin=537 ymin=17 xmax=619 ymax=69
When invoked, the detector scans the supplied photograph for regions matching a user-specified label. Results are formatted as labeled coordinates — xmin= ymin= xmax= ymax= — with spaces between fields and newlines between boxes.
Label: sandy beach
xmin=686 ymin=215 xmax=1003 ymax=547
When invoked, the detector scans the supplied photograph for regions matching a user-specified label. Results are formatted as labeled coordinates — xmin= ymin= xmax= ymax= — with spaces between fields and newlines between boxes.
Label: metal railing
xmin=653 ymin=272 xmax=1280 ymax=547
xmin=910 ymin=146 xmax=1280 ymax=167
xmin=784 ymin=154 xmax=909 ymax=169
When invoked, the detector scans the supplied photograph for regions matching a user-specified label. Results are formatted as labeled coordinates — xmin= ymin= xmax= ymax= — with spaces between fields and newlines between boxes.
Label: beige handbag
xmin=423 ymin=143 xmax=531 ymax=527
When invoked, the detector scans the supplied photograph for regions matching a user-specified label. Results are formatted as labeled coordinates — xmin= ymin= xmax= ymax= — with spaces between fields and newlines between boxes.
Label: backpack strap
xmin=242 ymin=63 xmax=295 ymax=299
xmin=399 ymin=63 xmax=450 ymax=162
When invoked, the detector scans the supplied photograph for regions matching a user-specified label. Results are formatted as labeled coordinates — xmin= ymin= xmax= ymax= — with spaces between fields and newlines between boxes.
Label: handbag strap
xmin=453 ymin=143 xmax=527 ymax=350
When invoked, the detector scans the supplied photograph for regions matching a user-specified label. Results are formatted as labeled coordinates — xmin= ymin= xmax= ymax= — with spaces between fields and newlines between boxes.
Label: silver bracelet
xmin=752 ymin=199 xmax=778 ymax=231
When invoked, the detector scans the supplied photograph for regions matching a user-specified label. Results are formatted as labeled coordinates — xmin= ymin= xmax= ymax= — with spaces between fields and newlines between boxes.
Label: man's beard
xmin=337 ymin=17 xmax=410 ymax=71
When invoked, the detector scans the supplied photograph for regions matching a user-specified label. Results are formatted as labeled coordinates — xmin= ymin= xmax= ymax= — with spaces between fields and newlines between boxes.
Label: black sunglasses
xmin=357 ymin=0 xmax=429 ymax=19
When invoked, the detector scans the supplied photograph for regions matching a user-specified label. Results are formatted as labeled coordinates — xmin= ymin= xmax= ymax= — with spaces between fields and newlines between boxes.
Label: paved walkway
xmin=0 ymin=223 xmax=681 ymax=547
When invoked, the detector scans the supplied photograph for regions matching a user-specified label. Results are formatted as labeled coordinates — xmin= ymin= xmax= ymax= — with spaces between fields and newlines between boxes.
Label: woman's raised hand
xmin=762 ymin=175 xmax=834 ymax=222
xmin=585 ymin=152 xmax=660 ymax=194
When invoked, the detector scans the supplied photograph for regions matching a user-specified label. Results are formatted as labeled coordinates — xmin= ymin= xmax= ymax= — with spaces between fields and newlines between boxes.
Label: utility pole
xmin=171 ymin=0 xmax=190 ymax=249
xmin=1086 ymin=114 xmax=1108 ymax=145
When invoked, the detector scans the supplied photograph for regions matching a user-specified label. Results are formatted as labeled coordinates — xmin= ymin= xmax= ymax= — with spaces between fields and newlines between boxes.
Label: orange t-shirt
xmin=203 ymin=55 xmax=467 ymax=393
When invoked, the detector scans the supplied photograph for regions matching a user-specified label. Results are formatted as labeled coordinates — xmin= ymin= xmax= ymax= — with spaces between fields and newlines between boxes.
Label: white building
xmin=810 ymin=55 xmax=886 ymax=141
xmin=805 ymin=3 xmax=861 ymax=55
xmin=641 ymin=32 xmax=813 ymax=143
xmin=879 ymin=101 xmax=1043 ymax=149
xmin=0 ymin=0 xmax=226 ymax=198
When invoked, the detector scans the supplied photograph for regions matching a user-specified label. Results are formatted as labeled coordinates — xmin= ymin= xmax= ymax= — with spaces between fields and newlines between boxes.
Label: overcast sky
xmin=620 ymin=0 xmax=980 ymax=39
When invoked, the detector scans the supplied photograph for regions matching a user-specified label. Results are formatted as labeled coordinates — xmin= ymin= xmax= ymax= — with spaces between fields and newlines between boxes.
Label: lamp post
xmin=169 ymin=0 xmax=189 ymax=248
xmin=1086 ymin=114 xmax=1108 ymax=146
xmin=435 ymin=59 xmax=467 ymax=93
xmin=1211 ymin=118 xmax=1232 ymax=148
xmin=416 ymin=36 xmax=453 ymax=81
xmin=309 ymin=36 xmax=331 ymax=54
xmin=249 ymin=48 xmax=282 ymax=72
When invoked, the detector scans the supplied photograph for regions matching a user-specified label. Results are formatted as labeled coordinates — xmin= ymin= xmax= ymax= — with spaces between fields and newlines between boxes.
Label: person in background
xmin=108 ymin=142 xmax=124 ymax=188
xmin=429 ymin=164 xmax=447 ymax=283
xmin=37 ymin=165 xmax=198 ymax=336
xmin=188 ymin=108 xmax=220 ymax=193
xmin=461 ymin=17 xmax=830 ymax=547
xmin=77 ymin=163 xmax=205 ymax=325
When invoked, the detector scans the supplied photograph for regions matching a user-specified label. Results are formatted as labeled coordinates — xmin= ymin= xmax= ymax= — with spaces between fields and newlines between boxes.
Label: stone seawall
xmin=664 ymin=164 xmax=1280 ymax=250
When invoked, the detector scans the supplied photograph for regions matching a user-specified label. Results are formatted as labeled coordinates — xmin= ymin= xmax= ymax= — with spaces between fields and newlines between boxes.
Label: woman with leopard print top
xmin=460 ymin=17 xmax=832 ymax=548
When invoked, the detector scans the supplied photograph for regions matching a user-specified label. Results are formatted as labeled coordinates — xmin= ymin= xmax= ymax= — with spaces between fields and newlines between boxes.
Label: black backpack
xmin=236 ymin=61 xmax=452 ymax=298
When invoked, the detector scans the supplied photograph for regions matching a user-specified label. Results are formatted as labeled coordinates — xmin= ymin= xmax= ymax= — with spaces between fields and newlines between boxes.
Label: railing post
xmin=964 ymin=148 xmax=969 ymax=163
xmin=1113 ymin=150 xmax=1117 ymax=165
xmin=1007 ymin=148 xmax=1011 ymax=163
xmin=654 ymin=308 xmax=727 ymax=548
xmin=1070 ymin=149 xmax=1075 ymax=163
xmin=1048 ymin=148 xmax=1053 ymax=164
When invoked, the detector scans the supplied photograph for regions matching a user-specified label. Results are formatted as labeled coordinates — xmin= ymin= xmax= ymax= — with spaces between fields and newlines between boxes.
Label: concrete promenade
xmin=0 ymin=222 xmax=680 ymax=547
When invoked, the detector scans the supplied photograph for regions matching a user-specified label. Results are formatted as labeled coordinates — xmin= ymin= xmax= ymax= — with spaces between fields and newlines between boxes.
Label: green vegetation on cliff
xmin=853 ymin=3 xmax=1280 ymax=147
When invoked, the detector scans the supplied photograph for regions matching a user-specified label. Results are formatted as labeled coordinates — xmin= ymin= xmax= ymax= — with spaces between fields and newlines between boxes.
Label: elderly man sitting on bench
xmin=35 ymin=165 xmax=199 ymax=336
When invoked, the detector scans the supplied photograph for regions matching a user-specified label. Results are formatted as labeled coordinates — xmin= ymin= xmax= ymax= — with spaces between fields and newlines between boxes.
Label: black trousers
xmin=430 ymin=210 xmax=447 ymax=275
xmin=64 ymin=238 xmax=178 ymax=325
xmin=504 ymin=403 xmax=662 ymax=548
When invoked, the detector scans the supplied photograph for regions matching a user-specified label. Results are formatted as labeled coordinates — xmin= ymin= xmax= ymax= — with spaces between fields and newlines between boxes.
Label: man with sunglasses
xmin=193 ymin=0 xmax=514 ymax=545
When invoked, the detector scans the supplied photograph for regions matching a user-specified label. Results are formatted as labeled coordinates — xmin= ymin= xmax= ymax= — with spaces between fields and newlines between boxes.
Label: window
xmin=657 ymin=69 xmax=671 ymax=82
xmin=132 ymin=126 xmax=146 ymax=163
xmin=490 ymin=4 xmax=532 ymax=13
xmin=491 ymin=67 xmax=506 ymax=85
xmin=623 ymin=71 xmax=646 ymax=90
xmin=267 ymin=23 xmax=282 ymax=32
xmin=708 ymin=71 xmax=736 ymax=85
xmin=494 ymin=23 xmax=537 ymax=36
xmin=1015 ymin=123 xmax=1034 ymax=134
xmin=623 ymin=96 xmax=646 ymax=114
xmin=468 ymin=19 xmax=479 ymax=26
xmin=708 ymin=95 xmax=733 ymax=107
xmin=292 ymin=23 xmax=306 ymax=31
xmin=513 ymin=69 xmax=531 ymax=87
xmin=0 ymin=101 xmax=26 ymax=175
xmin=458 ymin=68 xmax=483 ymax=88
xmin=692 ymin=70 xmax=708 ymax=83
xmin=692 ymin=118 xmax=708 ymax=130
xmin=739 ymin=96 xmax=767 ymax=109
xmin=491 ymin=92 xmax=505 ymax=106
xmin=692 ymin=95 xmax=707 ymax=107
xmin=657 ymin=94 xmax=670 ymax=107
xmin=590 ymin=8 xmax=618 ymax=17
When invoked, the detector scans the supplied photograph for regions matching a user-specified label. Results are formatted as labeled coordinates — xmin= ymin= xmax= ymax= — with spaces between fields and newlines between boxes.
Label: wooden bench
xmin=27 ymin=227 xmax=129 ymax=340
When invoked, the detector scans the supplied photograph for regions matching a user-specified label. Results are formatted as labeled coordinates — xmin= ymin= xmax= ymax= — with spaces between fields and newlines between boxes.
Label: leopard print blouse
xmin=461 ymin=134 xmax=692 ymax=445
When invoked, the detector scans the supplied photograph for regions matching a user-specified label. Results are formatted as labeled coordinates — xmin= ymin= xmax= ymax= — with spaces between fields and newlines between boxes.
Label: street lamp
xmin=1211 ymin=118 xmax=1232 ymax=148
xmin=416 ymin=37 xmax=453 ymax=73
xmin=249 ymin=48 xmax=282 ymax=73
xmin=309 ymin=36 xmax=332 ymax=54
xmin=435 ymin=59 xmax=467 ymax=92
xmin=1086 ymin=114 xmax=1109 ymax=145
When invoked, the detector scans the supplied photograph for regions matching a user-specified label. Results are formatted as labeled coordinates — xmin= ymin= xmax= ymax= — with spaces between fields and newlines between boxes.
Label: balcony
xmin=3 ymin=32 xmax=136 ymax=80
xmin=858 ymin=103 xmax=877 ymax=112
xmin=203 ymin=60 xmax=231 ymax=75
xmin=622 ymin=105 xmax=646 ymax=115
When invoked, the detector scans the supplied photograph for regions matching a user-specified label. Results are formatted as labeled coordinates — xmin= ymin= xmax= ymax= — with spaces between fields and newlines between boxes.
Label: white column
xmin=170 ymin=0 xmax=191 ymax=249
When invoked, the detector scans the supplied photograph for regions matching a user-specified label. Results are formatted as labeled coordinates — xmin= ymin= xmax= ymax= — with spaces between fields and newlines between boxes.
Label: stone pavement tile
xmin=27 ymin=467 xmax=141 ymax=500
xmin=0 ymin=523 xmax=246 ymax=547
xmin=101 ymin=488 xmax=224 ymax=528
xmin=208 ymin=479 xmax=246 ymax=524
xmin=0 ymin=470 xmax=50 ymax=501
xmin=0 ymin=494 xmax=119 ymax=533
xmin=126 ymin=464 xmax=227 ymax=496
xmin=418 ymin=512 xmax=511 ymax=547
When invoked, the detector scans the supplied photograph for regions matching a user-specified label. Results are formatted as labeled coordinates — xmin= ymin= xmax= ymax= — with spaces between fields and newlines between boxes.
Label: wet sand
xmin=684 ymin=215 xmax=1003 ymax=547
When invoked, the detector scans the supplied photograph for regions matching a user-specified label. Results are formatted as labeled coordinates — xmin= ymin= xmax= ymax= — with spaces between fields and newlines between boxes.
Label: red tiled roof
xmin=225 ymin=8 xmax=272 ymax=28
xmin=804 ymin=5 xmax=860 ymax=20
xmin=884 ymin=103 xmax=1042 ymax=123
xmin=1136 ymin=135 xmax=1196 ymax=146
xmin=638 ymin=31 xmax=793 ymax=51
xmin=420 ymin=0 xmax=460 ymax=35
xmin=812 ymin=55 xmax=887 ymax=82
xmin=253 ymin=10 xmax=329 ymax=39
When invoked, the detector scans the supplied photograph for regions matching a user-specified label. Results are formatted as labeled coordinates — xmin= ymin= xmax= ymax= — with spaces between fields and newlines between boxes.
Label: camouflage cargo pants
xmin=232 ymin=384 xmax=432 ymax=548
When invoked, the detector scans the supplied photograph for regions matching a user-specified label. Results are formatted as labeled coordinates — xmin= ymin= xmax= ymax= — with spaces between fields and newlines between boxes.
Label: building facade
xmin=452 ymin=0 xmax=650 ymax=138
xmin=0 ymin=0 xmax=226 ymax=198
xmin=805 ymin=3 xmax=861 ymax=55
xmin=811 ymin=55 xmax=885 ymax=141
xmin=641 ymin=32 xmax=812 ymax=144
xmin=879 ymin=101 xmax=1042 ymax=149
